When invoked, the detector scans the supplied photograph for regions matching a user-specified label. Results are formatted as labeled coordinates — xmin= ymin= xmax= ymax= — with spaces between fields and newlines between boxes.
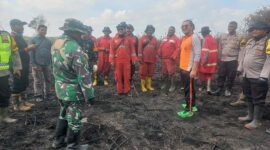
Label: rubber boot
xmin=66 ymin=128 xmax=89 ymax=150
xmin=140 ymin=79 xmax=147 ymax=92
xmin=92 ymin=73 xmax=97 ymax=86
xmin=146 ymin=77 xmax=154 ymax=91
xmin=11 ymin=94 xmax=20 ymax=111
xmin=160 ymin=76 xmax=167 ymax=90
xmin=238 ymin=102 xmax=253 ymax=122
xmin=230 ymin=92 xmax=245 ymax=106
xmin=244 ymin=105 xmax=262 ymax=129
xmin=52 ymin=119 xmax=68 ymax=149
xmin=169 ymin=77 xmax=175 ymax=92
xmin=104 ymin=76 xmax=109 ymax=86
xmin=211 ymin=87 xmax=222 ymax=96
xmin=0 ymin=107 xmax=17 ymax=123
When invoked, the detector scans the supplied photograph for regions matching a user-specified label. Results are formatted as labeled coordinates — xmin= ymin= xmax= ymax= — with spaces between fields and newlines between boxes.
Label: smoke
xmin=28 ymin=15 xmax=47 ymax=31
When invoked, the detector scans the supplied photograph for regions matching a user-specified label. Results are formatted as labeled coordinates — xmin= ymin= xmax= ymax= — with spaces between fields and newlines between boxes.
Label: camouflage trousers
xmin=58 ymin=100 xmax=84 ymax=132
xmin=31 ymin=65 xmax=51 ymax=97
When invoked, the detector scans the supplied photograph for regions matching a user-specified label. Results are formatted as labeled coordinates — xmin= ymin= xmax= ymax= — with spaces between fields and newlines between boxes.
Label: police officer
xmin=238 ymin=21 xmax=270 ymax=129
xmin=51 ymin=18 xmax=94 ymax=149
xmin=0 ymin=30 xmax=21 ymax=123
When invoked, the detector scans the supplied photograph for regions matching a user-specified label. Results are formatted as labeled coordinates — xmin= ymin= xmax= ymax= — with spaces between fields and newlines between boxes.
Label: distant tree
xmin=28 ymin=15 xmax=46 ymax=31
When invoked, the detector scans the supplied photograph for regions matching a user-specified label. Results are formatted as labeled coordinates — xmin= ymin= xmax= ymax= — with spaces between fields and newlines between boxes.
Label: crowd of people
xmin=0 ymin=18 xmax=269 ymax=149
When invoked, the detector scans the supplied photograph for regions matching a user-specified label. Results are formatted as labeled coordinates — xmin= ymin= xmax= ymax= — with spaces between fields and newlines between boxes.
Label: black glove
xmin=257 ymin=77 xmax=268 ymax=84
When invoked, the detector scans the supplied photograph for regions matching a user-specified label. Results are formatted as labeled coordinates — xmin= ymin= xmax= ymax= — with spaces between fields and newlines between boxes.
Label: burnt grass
xmin=0 ymin=72 xmax=270 ymax=150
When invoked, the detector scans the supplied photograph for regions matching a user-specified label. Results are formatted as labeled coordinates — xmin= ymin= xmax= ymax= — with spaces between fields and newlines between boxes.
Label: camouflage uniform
xmin=52 ymin=34 xmax=94 ymax=132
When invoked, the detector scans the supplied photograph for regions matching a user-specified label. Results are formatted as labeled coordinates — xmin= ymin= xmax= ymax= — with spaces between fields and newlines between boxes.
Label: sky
xmin=0 ymin=0 xmax=269 ymax=38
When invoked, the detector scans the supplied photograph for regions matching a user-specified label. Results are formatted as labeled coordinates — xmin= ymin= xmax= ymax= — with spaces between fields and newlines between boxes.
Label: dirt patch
xmin=0 ymin=76 xmax=270 ymax=150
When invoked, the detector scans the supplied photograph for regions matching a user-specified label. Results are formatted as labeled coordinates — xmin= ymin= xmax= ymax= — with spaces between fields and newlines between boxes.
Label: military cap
xmin=200 ymin=26 xmax=211 ymax=33
xmin=116 ymin=22 xmax=127 ymax=29
xmin=84 ymin=25 xmax=94 ymax=33
xmin=145 ymin=25 xmax=155 ymax=33
xmin=10 ymin=19 xmax=27 ymax=26
xmin=59 ymin=18 xmax=87 ymax=33
xmin=102 ymin=26 xmax=112 ymax=33
xmin=248 ymin=21 xmax=270 ymax=31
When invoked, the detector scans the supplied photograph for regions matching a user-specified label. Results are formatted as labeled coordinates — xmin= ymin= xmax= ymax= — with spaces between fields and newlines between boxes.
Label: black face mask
xmin=119 ymin=33 xmax=125 ymax=38
xmin=254 ymin=34 xmax=266 ymax=41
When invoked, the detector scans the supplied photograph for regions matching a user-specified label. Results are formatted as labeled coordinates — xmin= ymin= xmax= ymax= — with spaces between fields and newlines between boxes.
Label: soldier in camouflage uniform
xmin=51 ymin=18 xmax=94 ymax=149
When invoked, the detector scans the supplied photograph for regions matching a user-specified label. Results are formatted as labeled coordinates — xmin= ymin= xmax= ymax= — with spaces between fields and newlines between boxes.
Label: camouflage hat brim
xmin=59 ymin=26 xmax=87 ymax=34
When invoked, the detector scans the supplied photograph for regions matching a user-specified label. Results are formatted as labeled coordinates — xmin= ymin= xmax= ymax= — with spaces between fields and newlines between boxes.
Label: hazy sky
xmin=0 ymin=0 xmax=269 ymax=37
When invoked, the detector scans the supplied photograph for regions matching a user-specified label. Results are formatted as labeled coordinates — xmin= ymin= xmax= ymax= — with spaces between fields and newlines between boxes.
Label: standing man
xmin=0 ymin=30 xmax=21 ymax=123
xmin=28 ymin=25 xmax=52 ymax=101
xmin=212 ymin=21 xmax=241 ymax=96
xmin=158 ymin=26 xmax=179 ymax=92
xmin=81 ymin=26 xmax=98 ymax=86
xmin=138 ymin=25 xmax=158 ymax=92
xmin=198 ymin=26 xmax=218 ymax=94
xmin=126 ymin=24 xmax=138 ymax=84
xmin=109 ymin=22 xmax=137 ymax=96
xmin=177 ymin=20 xmax=201 ymax=118
xmin=96 ymin=27 xmax=112 ymax=86
xmin=10 ymin=19 xmax=34 ymax=111
xmin=51 ymin=19 xmax=94 ymax=149
xmin=238 ymin=21 xmax=270 ymax=129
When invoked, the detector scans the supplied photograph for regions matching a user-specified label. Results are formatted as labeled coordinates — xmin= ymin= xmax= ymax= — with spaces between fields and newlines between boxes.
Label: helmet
xmin=127 ymin=24 xmax=134 ymax=30
xmin=59 ymin=18 xmax=87 ymax=33
xmin=116 ymin=22 xmax=127 ymax=30
xmin=145 ymin=25 xmax=155 ymax=33
xmin=102 ymin=26 xmax=112 ymax=33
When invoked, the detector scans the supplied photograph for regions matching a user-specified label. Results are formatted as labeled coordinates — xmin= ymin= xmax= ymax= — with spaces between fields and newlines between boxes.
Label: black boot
xmin=66 ymin=128 xmax=89 ymax=150
xmin=211 ymin=88 xmax=222 ymax=96
xmin=52 ymin=119 xmax=68 ymax=148
xmin=169 ymin=77 xmax=176 ymax=92
xmin=161 ymin=76 xmax=167 ymax=90
xmin=244 ymin=105 xmax=262 ymax=129
xmin=238 ymin=102 xmax=253 ymax=121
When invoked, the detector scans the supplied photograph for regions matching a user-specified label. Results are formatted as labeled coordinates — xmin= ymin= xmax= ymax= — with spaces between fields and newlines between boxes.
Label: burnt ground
xmin=0 ymin=72 xmax=270 ymax=150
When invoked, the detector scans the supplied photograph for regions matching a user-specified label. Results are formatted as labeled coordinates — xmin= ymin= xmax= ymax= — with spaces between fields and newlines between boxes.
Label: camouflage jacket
xmin=51 ymin=35 xmax=94 ymax=102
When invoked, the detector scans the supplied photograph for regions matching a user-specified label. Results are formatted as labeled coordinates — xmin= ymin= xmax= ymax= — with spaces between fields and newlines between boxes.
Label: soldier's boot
xmin=66 ymin=128 xmax=89 ymax=150
xmin=230 ymin=92 xmax=245 ymax=106
xmin=146 ymin=77 xmax=154 ymax=91
xmin=244 ymin=105 xmax=262 ymax=129
xmin=140 ymin=79 xmax=148 ymax=92
xmin=104 ymin=76 xmax=109 ymax=86
xmin=238 ymin=102 xmax=253 ymax=122
xmin=169 ymin=77 xmax=176 ymax=92
xmin=11 ymin=94 xmax=20 ymax=111
xmin=206 ymin=79 xmax=212 ymax=94
xmin=19 ymin=93 xmax=35 ymax=107
xmin=160 ymin=77 xmax=167 ymax=90
xmin=92 ymin=73 xmax=97 ymax=86
xmin=52 ymin=119 xmax=68 ymax=149
xmin=0 ymin=107 xmax=17 ymax=123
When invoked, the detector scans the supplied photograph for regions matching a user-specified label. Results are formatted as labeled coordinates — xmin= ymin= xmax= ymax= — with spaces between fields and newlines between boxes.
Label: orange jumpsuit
xmin=199 ymin=35 xmax=218 ymax=81
xmin=158 ymin=35 xmax=179 ymax=75
xmin=109 ymin=34 xmax=137 ymax=94
xmin=96 ymin=36 xmax=111 ymax=76
xmin=138 ymin=35 xmax=158 ymax=79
